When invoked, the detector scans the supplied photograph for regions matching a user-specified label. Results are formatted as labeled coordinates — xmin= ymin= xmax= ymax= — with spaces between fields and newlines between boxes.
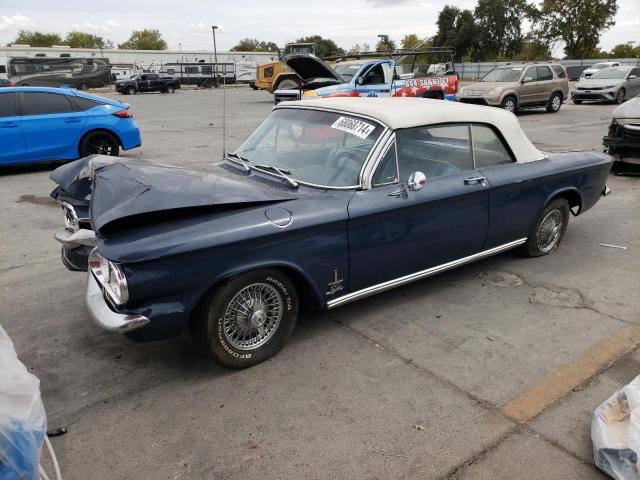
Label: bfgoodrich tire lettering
xmin=520 ymin=198 xmax=570 ymax=257
xmin=192 ymin=269 xmax=299 ymax=368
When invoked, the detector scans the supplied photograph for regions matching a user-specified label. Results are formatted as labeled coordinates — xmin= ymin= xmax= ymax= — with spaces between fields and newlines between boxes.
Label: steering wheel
xmin=326 ymin=150 xmax=361 ymax=185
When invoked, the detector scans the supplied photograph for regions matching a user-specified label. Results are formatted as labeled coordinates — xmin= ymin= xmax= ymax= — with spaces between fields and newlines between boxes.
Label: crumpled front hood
xmin=612 ymin=96 xmax=640 ymax=120
xmin=51 ymin=156 xmax=299 ymax=235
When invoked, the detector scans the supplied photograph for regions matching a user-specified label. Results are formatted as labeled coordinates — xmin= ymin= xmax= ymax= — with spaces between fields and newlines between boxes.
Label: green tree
xmin=348 ymin=43 xmax=371 ymax=54
xmin=295 ymin=35 xmax=345 ymax=57
xmin=118 ymin=29 xmax=167 ymax=50
xmin=512 ymin=35 xmax=552 ymax=60
xmin=474 ymin=0 xmax=529 ymax=60
xmin=432 ymin=6 xmax=478 ymax=60
xmin=610 ymin=42 xmax=638 ymax=58
xmin=11 ymin=30 xmax=63 ymax=47
xmin=531 ymin=0 xmax=618 ymax=58
xmin=375 ymin=35 xmax=397 ymax=52
xmin=401 ymin=34 xmax=422 ymax=50
xmin=230 ymin=38 xmax=278 ymax=52
xmin=65 ymin=31 xmax=113 ymax=49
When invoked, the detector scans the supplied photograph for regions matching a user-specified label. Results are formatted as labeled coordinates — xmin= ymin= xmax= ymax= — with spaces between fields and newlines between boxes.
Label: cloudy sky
xmin=1 ymin=0 xmax=638 ymax=55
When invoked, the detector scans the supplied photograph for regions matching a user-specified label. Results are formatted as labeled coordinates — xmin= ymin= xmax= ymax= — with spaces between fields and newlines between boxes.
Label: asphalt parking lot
xmin=1 ymin=87 xmax=639 ymax=479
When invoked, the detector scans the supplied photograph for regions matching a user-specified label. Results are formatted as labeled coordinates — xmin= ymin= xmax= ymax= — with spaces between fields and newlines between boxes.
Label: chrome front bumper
xmin=54 ymin=228 xmax=97 ymax=248
xmin=86 ymin=273 xmax=150 ymax=333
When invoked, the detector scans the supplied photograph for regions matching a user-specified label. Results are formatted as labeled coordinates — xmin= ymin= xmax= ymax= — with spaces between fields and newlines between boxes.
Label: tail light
xmin=112 ymin=109 xmax=132 ymax=118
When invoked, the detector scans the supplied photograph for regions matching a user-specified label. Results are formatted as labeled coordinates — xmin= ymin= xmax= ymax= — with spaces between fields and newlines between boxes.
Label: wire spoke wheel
xmin=536 ymin=209 xmax=563 ymax=253
xmin=223 ymin=282 xmax=283 ymax=351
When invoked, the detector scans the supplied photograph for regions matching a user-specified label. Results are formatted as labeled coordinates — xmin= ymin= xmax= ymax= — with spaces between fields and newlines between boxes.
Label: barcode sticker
xmin=331 ymin=116 xmax=376 ymax=139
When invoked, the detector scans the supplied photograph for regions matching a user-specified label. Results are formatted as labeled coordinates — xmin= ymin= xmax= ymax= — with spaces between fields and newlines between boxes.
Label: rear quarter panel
xmin=480 ymin=152 xmax=611 ymax=248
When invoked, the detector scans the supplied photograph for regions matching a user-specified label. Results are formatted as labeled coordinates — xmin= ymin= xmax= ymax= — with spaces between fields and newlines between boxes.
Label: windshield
xmin=481 ymin=67 xmax=524 ymax=82
xmin=234 ymin=109 xmax=383 ymax=187
xmin=129 ymin=75 xmax=140 ymax=80
xmin=333 ymin=63 xmax=363 ymax=82
xmin=590 ymin=68 xmax=628 ymax=79
xmin=591 ymin=63 xmax=610 ymax=70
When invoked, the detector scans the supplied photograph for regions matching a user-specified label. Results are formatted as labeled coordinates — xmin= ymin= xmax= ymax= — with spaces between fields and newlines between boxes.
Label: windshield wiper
xmin=255 ymin=164 xmax=298 ymax=189
xmin=226 ymin=152 xmax=251 ymax=172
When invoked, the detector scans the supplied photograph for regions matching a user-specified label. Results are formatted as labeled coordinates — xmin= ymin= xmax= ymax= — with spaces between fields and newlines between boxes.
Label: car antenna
xmin=222 ymin=80 xmax=227 ymax=158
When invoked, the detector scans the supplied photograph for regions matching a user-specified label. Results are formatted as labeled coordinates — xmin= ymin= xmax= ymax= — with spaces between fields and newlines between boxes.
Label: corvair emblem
xmin=326 ymin=269 xmax=344 ymax=295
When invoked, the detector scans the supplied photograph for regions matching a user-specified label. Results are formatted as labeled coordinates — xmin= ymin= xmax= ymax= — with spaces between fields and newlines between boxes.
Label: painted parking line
xmin=501 ymin=325 xmax=640 ymax=424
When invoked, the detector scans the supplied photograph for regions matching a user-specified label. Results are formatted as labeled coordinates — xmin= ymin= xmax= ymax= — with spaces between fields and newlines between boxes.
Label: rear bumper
xmin=117 ymin=120 xmax=142 ymax=150
xmin=274 ymin=89 xmax=301 ymax=104
xmin=86 ymin=273 xmax=150 ymax=333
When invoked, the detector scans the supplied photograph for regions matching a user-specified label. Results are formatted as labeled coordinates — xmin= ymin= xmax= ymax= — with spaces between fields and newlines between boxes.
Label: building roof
xmin=278 ymin=97 xmax=546 ymax=163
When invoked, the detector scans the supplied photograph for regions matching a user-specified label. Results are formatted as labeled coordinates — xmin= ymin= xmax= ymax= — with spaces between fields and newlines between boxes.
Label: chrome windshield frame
xmin=232 ymin=104 xmax=390 ymax=191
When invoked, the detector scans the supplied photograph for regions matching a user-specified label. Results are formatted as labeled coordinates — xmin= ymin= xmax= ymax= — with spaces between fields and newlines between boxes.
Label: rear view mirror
xmin=523 ymin=76 xmax=533 ymax=83
xmin=356 ymin=77 xmax=364 ymax=86
xmin=629 ymin=75 xmax=638 ymax=79
xmin=407 ymin=171 xmax=427 ymax=191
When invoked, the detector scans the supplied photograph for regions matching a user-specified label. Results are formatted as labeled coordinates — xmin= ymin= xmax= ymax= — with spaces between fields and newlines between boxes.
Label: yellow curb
xmin=501 ymin=324 xmax=640 ymax=424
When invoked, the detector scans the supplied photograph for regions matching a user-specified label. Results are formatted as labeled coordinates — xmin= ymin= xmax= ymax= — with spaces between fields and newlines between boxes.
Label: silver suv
xmin=457 ymin=63 xmax=570 ymax=114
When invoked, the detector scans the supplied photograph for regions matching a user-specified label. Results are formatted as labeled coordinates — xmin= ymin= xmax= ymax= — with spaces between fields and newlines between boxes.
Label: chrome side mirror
xmin=356 ymin=77 xmax=364 ymax=86
xmin=407 ymin=171 xmax=427 ymax=191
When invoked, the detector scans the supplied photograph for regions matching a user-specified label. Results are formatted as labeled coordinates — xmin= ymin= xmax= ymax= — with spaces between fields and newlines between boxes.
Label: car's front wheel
xmin=546 ymin=92 xmax=562 ymax=113
xmin=79 ymin=131 xmax=120 ymax=157
xmin=615 ymin=88 xmax=626 ymax=104
xmin=501 ymin=96 xmax=518 ymax=114
xmin=165 ymin=85 xmax=175 ymax=93
xmin=521 ymin=198 xmax=570 ymax=257
xmin=192 ymin=269 xmax=299 ymax=368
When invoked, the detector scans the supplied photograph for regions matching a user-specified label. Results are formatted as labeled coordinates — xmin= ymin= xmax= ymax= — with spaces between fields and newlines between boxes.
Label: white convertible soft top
xmin=278 ymin=97 xmax=547 ymax=163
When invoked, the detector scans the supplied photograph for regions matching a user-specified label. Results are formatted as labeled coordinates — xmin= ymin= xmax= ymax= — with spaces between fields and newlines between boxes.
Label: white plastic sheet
xmin=592 ymin=375 xmax=640 ymax=480
xmin=0 ymin=325 xmax=47 ymax=480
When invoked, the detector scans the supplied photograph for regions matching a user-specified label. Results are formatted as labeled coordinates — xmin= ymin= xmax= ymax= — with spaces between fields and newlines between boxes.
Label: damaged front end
xmin=49 ymin=155 xmax=300 ymax=271
xmin=603 ymin=98 xmax=640 ymax=169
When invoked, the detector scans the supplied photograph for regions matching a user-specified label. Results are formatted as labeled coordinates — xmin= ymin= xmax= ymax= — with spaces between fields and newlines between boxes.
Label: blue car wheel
xmin=79 ymin=131 xmax=120 ymax=157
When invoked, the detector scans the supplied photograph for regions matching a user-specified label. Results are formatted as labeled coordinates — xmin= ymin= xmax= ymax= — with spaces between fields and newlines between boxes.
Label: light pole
xmin=179 ymin=42 xmax=183 ymax=80
xmin=211 ymin=25 xmax=219 ymax=88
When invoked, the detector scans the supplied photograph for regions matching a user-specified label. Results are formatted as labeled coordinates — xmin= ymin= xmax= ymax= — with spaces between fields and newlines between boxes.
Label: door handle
xmin=0 ymin=121 xmax=18 ymax=128
xmin=464 ymin=176 xmax=486 ymax=185
xmin=64 ymin=118 xmax=82 ymax=123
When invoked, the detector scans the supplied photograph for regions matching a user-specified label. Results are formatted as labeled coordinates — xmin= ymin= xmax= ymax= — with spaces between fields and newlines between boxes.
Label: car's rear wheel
xmin=192 ymin=269 xmax=299 ymax=368
xmin=127 ymin=86 xmax=136 ymax=95
xmin=615 ymin=88 xmax=625 ymax=104
xmin=165 ymin=85 xmax=175 ymax=93
xmin=501 ymin=96 xmax=518 ymax=114
xmin=546 ymin=92 xmax=562 ymax=113
xmin=79 ymin=131 xmax=120 ymax=157
xmin=520 ymin=198 xmax=570 ymax=257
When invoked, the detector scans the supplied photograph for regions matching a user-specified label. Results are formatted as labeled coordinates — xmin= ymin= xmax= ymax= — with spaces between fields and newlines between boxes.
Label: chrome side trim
xmin=326 ymin=238 xmax=527 ymax=309
xmin=86 ymin=273 xmax=149 ymax=333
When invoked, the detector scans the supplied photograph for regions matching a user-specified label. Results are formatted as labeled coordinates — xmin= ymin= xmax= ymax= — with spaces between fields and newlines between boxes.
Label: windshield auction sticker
xmin=331 ymin=116 xmax=376 ymax=139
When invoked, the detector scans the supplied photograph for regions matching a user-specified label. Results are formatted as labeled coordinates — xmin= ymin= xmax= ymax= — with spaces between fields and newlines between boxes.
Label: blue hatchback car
xmin=0 ymin=87 xmax=141 ymax=166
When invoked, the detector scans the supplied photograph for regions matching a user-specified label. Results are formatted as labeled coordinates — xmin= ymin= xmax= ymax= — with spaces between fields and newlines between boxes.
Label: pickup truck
xmin=273 ymin=54 xmax=459 ymax=104
xmin=115 ymin=74 xmax=181 ymax=95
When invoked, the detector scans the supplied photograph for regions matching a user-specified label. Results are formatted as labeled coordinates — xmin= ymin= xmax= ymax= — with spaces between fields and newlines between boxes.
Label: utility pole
xmin=211 ymin=25 xmax=219 ymax=88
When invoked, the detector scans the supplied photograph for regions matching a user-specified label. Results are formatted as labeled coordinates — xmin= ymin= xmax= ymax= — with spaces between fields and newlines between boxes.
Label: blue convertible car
xmin=50 ymin=98 xmax=611 ymax=368
xmin=0 ymin=87 xmax=140 ymax=166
